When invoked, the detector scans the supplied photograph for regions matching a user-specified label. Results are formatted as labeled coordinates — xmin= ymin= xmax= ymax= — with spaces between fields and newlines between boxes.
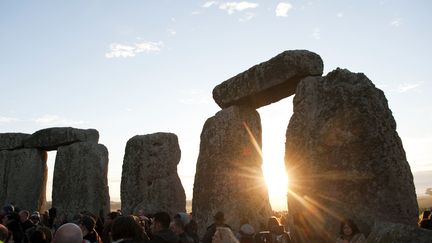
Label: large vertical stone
xmin=0 ymin=153 xmax=6 ymax=204
xmin=53 ymin=142 xmax=110 ymax=219
xmin=121 ymin=133 xmax=185 ymax=216
xmin=365 ymin=221 xmax=432 ymax=243
xmin=0 ymin=149 xmax=47 ymax=211
xmin=192 ymin=106 xmax=272 ymax=237
xmin=285 ymin=69 xmax=419 ymax=242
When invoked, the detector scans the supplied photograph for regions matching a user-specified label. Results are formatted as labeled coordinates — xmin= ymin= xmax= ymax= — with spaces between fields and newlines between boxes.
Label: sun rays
xmin=243 ymin=119 xmax=351 ymax=240
xmin=243 ymin=121 xmax=289 ymax=210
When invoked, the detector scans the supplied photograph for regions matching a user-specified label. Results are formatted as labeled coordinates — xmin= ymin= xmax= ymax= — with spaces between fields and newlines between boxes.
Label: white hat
xmin=31 ymin=211 xmax=40 ymax=218
xmin=240 ymin=224 xmax=255 ymax=235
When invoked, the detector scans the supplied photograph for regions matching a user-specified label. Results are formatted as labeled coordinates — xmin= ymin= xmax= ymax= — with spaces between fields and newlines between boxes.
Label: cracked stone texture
xmin=24 ymin=127 xmax=99 ymax=151
xmin=52 ymin=142 xmax=110 ymax=220
xmin=0 ymin=148 xmax=47 ymax=211
xmin=121 ymin=133 xmax=186 ymax=216
xmin=285 ymin=69 xmax=418 ymax=243
xmin=0 ymin=133 xmax=31 ymax=150
xmin=192 ymin=106 xmax=272 ymax=237
xmin=365 ymin=221 xmax=432 ymax=243
xmin=213 ymin=50 xmax=323 ymax=109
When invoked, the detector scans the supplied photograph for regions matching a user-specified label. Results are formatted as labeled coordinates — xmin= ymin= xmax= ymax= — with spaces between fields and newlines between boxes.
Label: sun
xmin=255 ymin=95 xmax=293 ymax=211
xmin=262 ymin=152 xmax=289 ymax=211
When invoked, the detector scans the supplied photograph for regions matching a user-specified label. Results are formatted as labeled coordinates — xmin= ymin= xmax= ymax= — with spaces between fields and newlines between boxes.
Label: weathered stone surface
xmin=192 ymin=106 xmax=272 ymax=237
xmin=0 ymin=154 xmax=6 ymax=204
xmin=285 ymin=69 xmax=418 ymax=242
xmin=365 ymin=221 xmax=432 ymax=243
xmin=0 ymin=133 xmax=31 ymax=150
xmin=0 ymin=149 xmax=47 ymax=211
xmin=121 ymin=133 xmax=186 ymax=216
xmin=213 ymin=50 xmax=323 ymax=109
xmin=24 ymin=127 xmax=99 ymax=151
xmin=52 ymin=142 xmax=109 ymax=219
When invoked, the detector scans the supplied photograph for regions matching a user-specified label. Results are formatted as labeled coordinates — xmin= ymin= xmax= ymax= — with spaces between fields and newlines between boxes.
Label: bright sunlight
xmin=262 ymin=152 xmax=289 ymax=211
xmin=259 ymin=97 xmax=293 ymax=211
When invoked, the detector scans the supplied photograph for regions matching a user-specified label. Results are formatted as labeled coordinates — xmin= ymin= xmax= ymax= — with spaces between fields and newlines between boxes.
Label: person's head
xmin=174 ymin=212 xmax=190 ymax=226
xmin=52 ymin=223 xmax=83 ymax=243
xmin=48 ymin=208 xmax=57 ymax=218
xmin=212 ymin=227 xmax=239 ymax=243
xmin=29 ymin=229 xmax=47 ymax=243
xmin=107 ymin=211 xmax=121 ymax=221
xmin=4 ymin=212 xmax=20 ymax=225
xmin=267 ymin=216 xmax=280 ymax=232
xmin=421 ymin=210 xmax=431 ymax=220
xmin=79 ymin=215 xmax=96 ymax=236
xmin=213 ymin=212 xmax=225 ymax=225
xmin=239 ymin=224 xmax=255 ymax=243
xmin=104 ymin=211 xmax=121 ymax=227
xmin=2 ymin=204 xmax=14 ymax=216
xmin=111 ymin=215 xmax=146 ymax=241
xmin=36 ymin=226 xmax=52 ymax=243
xmin=239 ymin=224 xmax=255 ymax=237
xmin=30 ymin=211 xmax=40 ymax=220
xmin=185 ymin=219 xmax=197 ymax=234
xmin=151 ymin=212 xmax=171 ymax=234
xmin=0 ymin=224 xmax=8 ymax=241
xmin=137 ymin=209 xmax=145 ymax=217
xmin=30 ymin=211 xmax=40 ymax=224
xmin=19 ymin=210 xmax=30 ymax=223
xmin=171 ymin=218 xmax=185 ymax=235
xmin=339 ymin=219 xmax=360 ymax=237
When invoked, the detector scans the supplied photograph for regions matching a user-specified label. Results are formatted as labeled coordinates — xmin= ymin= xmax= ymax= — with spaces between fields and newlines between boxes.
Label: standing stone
xmin=121 ymin=133 xmax=185 ymax=216
xmin=0 ymin=153 xmax=6 ymax=204
xmin=0 ymin=133 xmax=31 ymax=150
xmin=192 ymin=106 xmax=272 ymax=237
xmin=24 ymin=127 xmax=99 ymax=151
xmin=285 ymin=69 xmax=419 ymax=242
xmin=52 ymin=142 xmax=109 ymax=219
xmin=365 ymin=221 xmax=432 ymax=243
xmin=0 ymin=149 xmax=47 ymax=211
xmin=213 ymin=50 xmax=323 ymax=109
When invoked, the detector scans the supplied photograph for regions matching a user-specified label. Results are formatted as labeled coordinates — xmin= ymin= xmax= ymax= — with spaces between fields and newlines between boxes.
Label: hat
xmin=31 ymin=211 xmax=40 ymax=218
xmin=175 ymin=212 xmax=191 ymax=226
xmin=2 ymin=204 xmax=14 ymax=215
xmin=239 ymin=224 xmax=255 ymax=235
xmin=214 ymin=211 xmax=225 ymax=221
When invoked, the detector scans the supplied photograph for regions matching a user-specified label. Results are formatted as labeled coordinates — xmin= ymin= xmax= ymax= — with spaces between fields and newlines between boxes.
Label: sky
xmin=0 ymin=0 xmax=431 ymax=211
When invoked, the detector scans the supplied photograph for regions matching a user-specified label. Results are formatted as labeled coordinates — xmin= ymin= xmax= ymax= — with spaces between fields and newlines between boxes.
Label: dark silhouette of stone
xmin=52 ymin=142 xmax=109 ymax=220
xmin=121 ymin=133 xmax=186 ymax=216
xmin=0 ymin=133 xmax=31 ymax=150
xmin=285 ymin=69 xmax=418 ymax=242
xmin=213 ymin=50 xmax=323 ymax=109
xmin=24 ymin=127 xmax=99 ymax=151
xmin=192 ymin=106 xmax=272 ymax=237
xmin=365 ymin=221 xmax=432 ymax=243
xmin=0 ymin=155 xmax=5 ymax=204
xmin=0 ymin=148 xmax=47 ymax=211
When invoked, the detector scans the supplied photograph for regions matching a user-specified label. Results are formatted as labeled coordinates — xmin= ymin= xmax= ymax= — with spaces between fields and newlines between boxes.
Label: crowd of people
xmin=1 ymin=203 xmax=431 ymax=243
xmin=0 ymin=205 xmax=291 ymax=243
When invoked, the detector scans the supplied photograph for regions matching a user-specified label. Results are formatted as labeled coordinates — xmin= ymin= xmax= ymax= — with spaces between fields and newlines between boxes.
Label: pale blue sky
xmin=1 ymin=0 xmax=431 ymax=210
